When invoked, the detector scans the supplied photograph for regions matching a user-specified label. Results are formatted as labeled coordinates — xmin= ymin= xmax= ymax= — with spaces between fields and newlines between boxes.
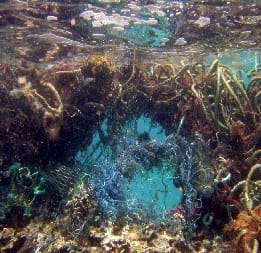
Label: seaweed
xmin=225 ymin=205 xmax=261 ymax=253
xmin=0 ymin=50 xmax=260 ymax=251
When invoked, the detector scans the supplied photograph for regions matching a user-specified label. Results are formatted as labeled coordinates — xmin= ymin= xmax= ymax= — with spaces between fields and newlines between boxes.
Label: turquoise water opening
xmin=124 ymin=164 xmax=181 ymax=220
xmin=76 ymin=115 xmax=182 ymax=223
xmin=206 ymin=49 xmax=261 ymax=88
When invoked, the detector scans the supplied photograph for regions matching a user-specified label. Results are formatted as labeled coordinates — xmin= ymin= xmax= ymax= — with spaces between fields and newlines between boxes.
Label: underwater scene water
xmin=0 ymin=0 xmax=260 ymax=252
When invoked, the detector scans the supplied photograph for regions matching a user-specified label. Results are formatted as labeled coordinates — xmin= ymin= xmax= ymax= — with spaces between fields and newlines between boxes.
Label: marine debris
xmin=0 ymin=50 xmax=260 ymax=252
xmin=0 ymin=0 xmax=260 ymax=252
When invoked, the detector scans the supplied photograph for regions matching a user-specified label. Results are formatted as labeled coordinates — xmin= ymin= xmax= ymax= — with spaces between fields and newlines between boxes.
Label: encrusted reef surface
xmin=0 ymin=0 xmax=261 ymax=253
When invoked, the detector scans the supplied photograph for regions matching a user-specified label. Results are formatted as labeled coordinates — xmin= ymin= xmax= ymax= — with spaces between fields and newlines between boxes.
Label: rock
xmin=88 ymin=232 xmax=103 ymax=246
xmin=88 ymin=247 xmax=103 ymax=253
xmin=140 ymin=225 xmax=157 ymax=244
xmin=194 ymin=16 xmax=211 ymax=28
xmin=0 ymin=227 xmax=33 ymax=253
xmin=174 ymin=37 xmax=187 ymax=46
xmin=112 ymin=225 xmax=122 ymax=235
xmin=101 ymin=237 xmax=131 ymax=253
xmin=160 ymin=37 xmax=170 ymax=46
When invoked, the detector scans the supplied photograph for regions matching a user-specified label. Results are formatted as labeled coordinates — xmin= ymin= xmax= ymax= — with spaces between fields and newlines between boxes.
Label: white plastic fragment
xmin=97 ymin=0 xmax=120 ymax=2
xmin=80 ymin=10 xmax=130 ymax=28
xmin=145 ymin=18 xmax=158 ymax=25
xmin=47 ymin=16 xmax=58 ymax=21
xmin=160 ymin=37 xmax=169 ymax=44
xmin=70 ymin=18 xmax=76 ymax=26
xmin=112 ymin=26 xmax=125 ymax=32
xmin=92 ymin=33 xmax=105 ymax=39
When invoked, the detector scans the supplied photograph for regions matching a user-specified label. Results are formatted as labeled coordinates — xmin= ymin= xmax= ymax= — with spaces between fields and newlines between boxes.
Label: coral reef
xmin=0 ymin=51 xmax=260 ymax=251
xmin=0 ymin=219 xmax=232 ymax=253
xmin=0 ymin=1 xmax=260 ymax=249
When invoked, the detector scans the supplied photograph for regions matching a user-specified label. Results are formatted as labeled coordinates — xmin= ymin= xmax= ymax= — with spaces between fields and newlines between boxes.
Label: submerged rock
xmin=194 ymin=16 xmax=211 ymax=28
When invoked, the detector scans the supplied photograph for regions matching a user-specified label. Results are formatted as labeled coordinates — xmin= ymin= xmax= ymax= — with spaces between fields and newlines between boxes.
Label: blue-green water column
xmin=76 ymin=115 xmax=182 ymax=222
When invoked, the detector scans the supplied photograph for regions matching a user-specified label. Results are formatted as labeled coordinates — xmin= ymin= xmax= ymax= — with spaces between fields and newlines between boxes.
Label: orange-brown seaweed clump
xmin=226 ymin=206 xmax=261 ymax=253
xmin=81 ymin=55 xmax=115 ymax=82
